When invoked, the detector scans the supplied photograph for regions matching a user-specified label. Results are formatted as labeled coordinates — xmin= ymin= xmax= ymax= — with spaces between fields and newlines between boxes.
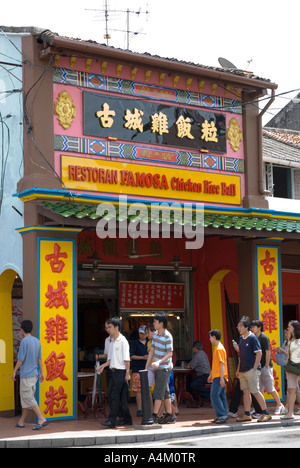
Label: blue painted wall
xmin=0 ymin=30 xmax=25 ymax=278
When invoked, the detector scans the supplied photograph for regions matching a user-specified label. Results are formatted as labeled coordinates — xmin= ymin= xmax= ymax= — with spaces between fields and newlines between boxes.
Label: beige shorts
xmin=20 ymin=376 xmax=38 ymax=409
xmin=239 ymin=369 xmax=261 ymax=394
xmin=259 ymin=366 xmax=275 ymax=394
xmin=286 ymin=372 xmax=300 ymax=390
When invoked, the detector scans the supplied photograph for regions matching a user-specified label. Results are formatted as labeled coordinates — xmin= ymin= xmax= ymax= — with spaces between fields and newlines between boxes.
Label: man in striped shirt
xmin=146 ymin=313 xmax=175 ymax=424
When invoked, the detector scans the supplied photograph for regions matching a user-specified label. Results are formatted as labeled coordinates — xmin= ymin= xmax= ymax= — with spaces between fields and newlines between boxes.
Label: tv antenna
xmin=86 ymin=1 xmax=150 ymax=49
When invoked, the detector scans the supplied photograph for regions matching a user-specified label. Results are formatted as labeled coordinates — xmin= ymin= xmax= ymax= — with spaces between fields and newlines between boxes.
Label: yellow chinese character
xmin=201 ymin=120 xmax=218 ymax=143
xmin=96 ymin=103 xmax=116 ymax=128
xmin=124 ymin=108 xmax=144 ymax=132
xmin=151 ymin=112 xmax=169 ymax=135
xmin=176 ymin=116 xmax=194 ymax=140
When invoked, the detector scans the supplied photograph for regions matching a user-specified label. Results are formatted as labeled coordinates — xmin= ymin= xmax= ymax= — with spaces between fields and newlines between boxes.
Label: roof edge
xmin=38 ymin=32 xmax=278 ymax=91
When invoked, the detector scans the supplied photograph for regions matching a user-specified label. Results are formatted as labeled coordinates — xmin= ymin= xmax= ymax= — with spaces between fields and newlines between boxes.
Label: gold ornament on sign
xmin=211 ymin=83 xmax=218 ymax=95
xmin=173 ymin=76 xmax=180 ymax=88
xmin=159 ymin=73 xmax=166 ymax=85
xmin=227 ymin=117 xmax=243 ymax=152
xmin=54 ymin=91 xmax=76 ymax=130
xmin=198 ymin=80 xmax=205 ymax=93
xmin=145 ymin=70 xmax=152 ymax=82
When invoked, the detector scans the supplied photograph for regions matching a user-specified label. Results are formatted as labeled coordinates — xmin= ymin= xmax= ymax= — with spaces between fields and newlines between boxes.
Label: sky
xmin=1 ymin=0 xmax=299 ymax=125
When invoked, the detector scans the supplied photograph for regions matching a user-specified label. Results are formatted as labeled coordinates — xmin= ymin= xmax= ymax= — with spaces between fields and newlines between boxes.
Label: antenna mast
xmin=86 ymin=1 xmax=149 ymax=48
xmin=104 ymin=0 xmax=109 ymax=45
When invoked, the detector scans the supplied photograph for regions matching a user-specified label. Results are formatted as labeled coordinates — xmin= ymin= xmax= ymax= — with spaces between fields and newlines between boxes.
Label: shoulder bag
xmin=284 ymin=359 xmax=300 ymax=376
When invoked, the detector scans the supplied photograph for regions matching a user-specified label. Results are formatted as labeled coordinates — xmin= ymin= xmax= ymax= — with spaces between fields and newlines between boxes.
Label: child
xmin=146 ymin=325 xmax=155 ymax=393
xmin=157 ymin=372 xmax=177 ymax=420
xmin=208 ymin=329 xmax=228 ymax=424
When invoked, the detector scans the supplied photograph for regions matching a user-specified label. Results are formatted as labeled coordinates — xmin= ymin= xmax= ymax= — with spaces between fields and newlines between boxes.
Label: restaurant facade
xmin=1 ymin=30 xmax=300 ymax=418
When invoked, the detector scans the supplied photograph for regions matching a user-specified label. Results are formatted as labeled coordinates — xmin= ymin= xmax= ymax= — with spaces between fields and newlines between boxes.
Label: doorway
xmin=282 ymin=304 xmax=299 ymax=331
xmin=0 ymin=269 xmax=20 ymax=415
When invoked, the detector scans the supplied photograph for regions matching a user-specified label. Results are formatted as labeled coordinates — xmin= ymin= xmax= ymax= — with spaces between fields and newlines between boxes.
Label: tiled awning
xmin=38 ymin=200 xmax=300 ymax=235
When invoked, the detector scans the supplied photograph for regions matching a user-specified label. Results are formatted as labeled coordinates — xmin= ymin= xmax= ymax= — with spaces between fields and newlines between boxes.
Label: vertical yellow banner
xmin=38 ymin=238 xmax=76 ymax=420
xmin=256 ymin=245 xmax=284 ymax=401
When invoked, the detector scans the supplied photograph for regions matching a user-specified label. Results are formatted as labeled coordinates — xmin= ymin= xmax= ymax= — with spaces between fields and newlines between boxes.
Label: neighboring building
xmin=0 ymin=27 xmax=27 ymax=415
xmin=263 ymin=93 xmax=300 ymax=210
xmin=266 ymin=92 xmax=300 ymax=131
xmin=263 ymin=127 xmax=300 ymax=209
xmin=1 ymin=28 xmax=299 ymax=418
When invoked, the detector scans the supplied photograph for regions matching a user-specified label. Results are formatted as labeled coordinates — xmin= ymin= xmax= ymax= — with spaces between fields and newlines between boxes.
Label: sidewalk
xmin=1 ymin=403 xmax=300 ymax=448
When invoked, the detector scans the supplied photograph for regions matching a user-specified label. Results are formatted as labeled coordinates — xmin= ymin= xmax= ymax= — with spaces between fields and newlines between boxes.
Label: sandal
xmin=15 ymin=423 xmax=25 ymax=428
xmin=215 ymin=417 xmax=228 ymax=424
xmin=33 ymin=421 xmax=49 ymax=430
xmin=280 ymin=415 xmax=294 ymax=420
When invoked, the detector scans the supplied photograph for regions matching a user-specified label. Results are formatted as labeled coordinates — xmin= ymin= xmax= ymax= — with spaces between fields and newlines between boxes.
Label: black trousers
xmin=107 ymin=369 xmax=132 ymax=424
xmin=187 ymin=373 xmax=211 ymax=400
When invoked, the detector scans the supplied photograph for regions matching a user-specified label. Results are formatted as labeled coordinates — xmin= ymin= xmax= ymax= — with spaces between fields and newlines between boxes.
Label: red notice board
xmin=119 ymin=281 xmax=185 ymax=310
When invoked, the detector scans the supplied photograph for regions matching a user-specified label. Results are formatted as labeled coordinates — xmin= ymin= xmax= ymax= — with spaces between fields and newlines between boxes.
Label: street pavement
xmin=99 ymin=426 xmax=300 ymax=449
xmin=1 ymin=403 xmax=300 ymax=448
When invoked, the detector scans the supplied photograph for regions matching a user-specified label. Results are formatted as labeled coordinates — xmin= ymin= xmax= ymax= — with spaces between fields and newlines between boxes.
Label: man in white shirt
xmin=95 ymin=325 xmax=114 ymax=408
xmin=98 ymin=317 xmax=132 ymax=428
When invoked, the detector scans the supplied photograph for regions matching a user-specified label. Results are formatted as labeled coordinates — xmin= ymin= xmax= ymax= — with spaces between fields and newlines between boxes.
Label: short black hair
xmin=21 ymin=320 xmax=33 ymax=334
xmin=209 ymin=329 xmax=221 ymax=341
xmin=153 ymin=312 xmax=168 ymax=328
xmin=193 ymin=341 xmax=203 ymax=350
xmin=251 ymin=320 xmax=264 ymax=332
xmin=106 ymin=316 xmax=122 ymax=331
xmin=238 ymin=316 xmax=251 ymax=330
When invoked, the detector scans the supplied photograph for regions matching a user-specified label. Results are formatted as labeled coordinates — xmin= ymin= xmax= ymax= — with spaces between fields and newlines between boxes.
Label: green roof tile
xmin=39 ymin=201 xmax=300 ymax=236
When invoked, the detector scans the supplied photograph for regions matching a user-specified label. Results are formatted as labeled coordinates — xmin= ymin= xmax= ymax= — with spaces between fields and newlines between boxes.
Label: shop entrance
xmin=78 ymin=269 xmax=117 ymax=370
xmin=77 ymin=266 xmax=193 ymax=371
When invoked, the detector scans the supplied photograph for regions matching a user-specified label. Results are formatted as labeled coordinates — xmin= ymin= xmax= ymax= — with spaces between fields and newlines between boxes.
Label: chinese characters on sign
xmin=38 ymin=239 xmax=76 ymax=420
xmin=119 ymin=282 xmax=185 ymax=310
xmin=84 ymin=92 xmax=227 ymax=153
xmin=256 ymin=246 xmax=284 ymax=400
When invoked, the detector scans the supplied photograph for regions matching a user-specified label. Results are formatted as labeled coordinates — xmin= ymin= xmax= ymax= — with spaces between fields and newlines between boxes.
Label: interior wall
xmin=0 ymin=269 xmax=17 ymax=414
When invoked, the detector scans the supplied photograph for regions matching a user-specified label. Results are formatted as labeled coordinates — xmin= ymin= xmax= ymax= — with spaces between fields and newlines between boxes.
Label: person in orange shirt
xmin=208 ymin=329 xmax=229 ymax=424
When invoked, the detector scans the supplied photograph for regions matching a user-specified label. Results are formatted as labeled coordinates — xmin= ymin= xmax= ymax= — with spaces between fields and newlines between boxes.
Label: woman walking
xmin=281 ymin=320 xmax=300 ymax=420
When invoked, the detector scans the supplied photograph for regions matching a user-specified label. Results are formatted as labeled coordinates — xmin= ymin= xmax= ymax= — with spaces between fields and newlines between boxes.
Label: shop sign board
xmin=84 ymin=92 xmax=227 ymax=154
xmin=255 ymin=245 xmax=284 ymax=401
xmin=37 ymin=238 xmax=76 ymax=420
xmin=61 ymin=155 xmax=241 ymax=205
xmin=119 ymin=281 xmax=185 ymax=310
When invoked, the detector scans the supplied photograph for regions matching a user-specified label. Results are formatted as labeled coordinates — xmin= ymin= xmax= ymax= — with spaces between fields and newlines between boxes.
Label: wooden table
xmin=78 ymin=372 xmax=95 ymax=380
xmin=77 ymin=372 xmax=95 ymax=414
xmin=77 ymin=371 xmax=107 ymax=419
xmin=173 ymin=367 xmax=193 ymax=405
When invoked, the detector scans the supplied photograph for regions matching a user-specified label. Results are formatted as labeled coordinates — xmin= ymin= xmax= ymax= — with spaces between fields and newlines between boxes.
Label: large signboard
xmin=84 ymin=92 xmax=227 ymax=153
xmin=37 ymin=238 xmax=76 ymax=420
xmin=61 ymin=155 xmax=241 ymax=205
xmin=255 ymin=245 xmax=284 ymax=401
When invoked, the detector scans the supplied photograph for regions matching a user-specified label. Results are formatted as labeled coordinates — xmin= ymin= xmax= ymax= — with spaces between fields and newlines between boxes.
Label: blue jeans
xmin=211 ymin=378 xmax=228 ymax=419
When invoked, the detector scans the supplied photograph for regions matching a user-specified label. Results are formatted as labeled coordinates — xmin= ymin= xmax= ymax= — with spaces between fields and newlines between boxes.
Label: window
xmin=265 ymin=163 xmax=293 ymax=199
xmin=273 ymin=166 xmax=292 ymax=198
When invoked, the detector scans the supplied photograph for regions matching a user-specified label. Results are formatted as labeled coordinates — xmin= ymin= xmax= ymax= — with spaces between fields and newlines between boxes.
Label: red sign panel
xmin=119 ymin=281 xmax=185 ymax=310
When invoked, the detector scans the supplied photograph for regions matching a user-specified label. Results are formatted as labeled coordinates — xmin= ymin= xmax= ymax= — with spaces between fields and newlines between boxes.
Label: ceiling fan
xmin=123 ymin=238 xmax=161 ymax=259
xmin=81 ymin=239 xmax=160 ymax=272
xmin=81 ymin=251 xmax=102 ymax=273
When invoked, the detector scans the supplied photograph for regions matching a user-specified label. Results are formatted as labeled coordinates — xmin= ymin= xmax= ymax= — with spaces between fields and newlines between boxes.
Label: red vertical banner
xmin=256 ymin=245 xmax=284 ymax=401
xmin=37 ymin=238 xmax=76 ymax=420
